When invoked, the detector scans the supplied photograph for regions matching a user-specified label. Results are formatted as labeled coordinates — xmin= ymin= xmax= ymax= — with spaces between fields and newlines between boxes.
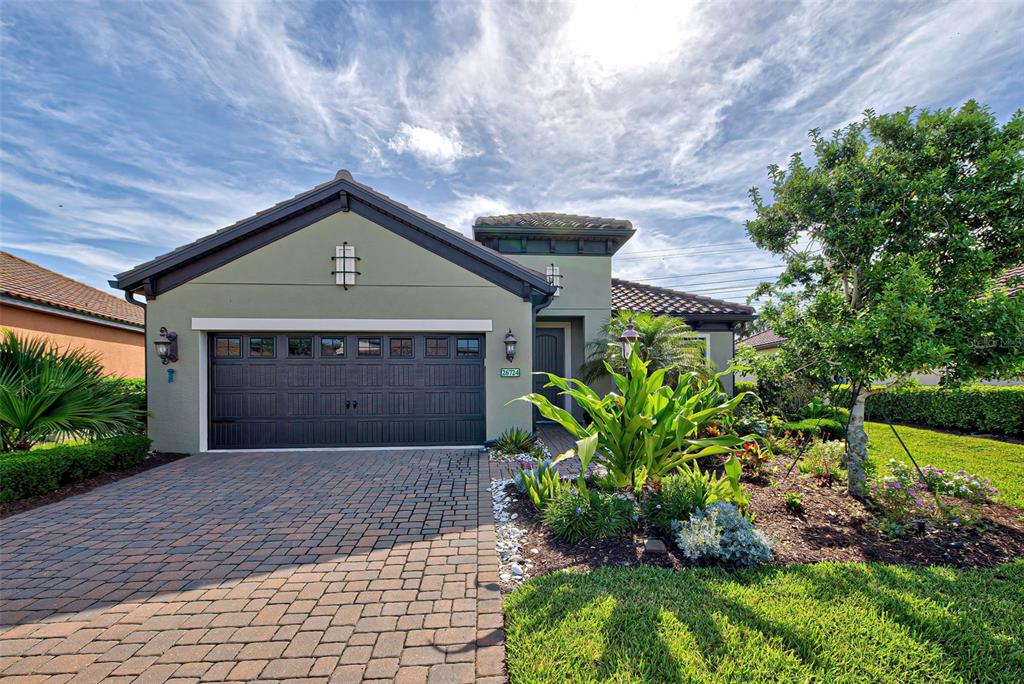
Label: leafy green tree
xmin=0 ymin=330 xmax=144 ymax=451
xmin=579 ymin=311 xmax=711 ymax=385
xmin=746 ymin=101 xmax=1024 ymax=495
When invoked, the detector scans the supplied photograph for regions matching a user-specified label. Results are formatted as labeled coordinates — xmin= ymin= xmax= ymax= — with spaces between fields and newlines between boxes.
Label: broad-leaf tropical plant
xmin=578 ymin=311 xmax=712 ymax=385
xmin=0 ymin=330 xmax=144 ymax=451
xmin=517 ymin=350 xmax=752 ymax=491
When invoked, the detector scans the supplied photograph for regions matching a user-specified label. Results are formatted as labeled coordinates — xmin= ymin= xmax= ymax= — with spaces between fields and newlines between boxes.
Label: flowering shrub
xmin=544 ymin=488 xmax=635 ymax=543
xmin=798 ymin=439 xmax=845 ymax=485
xmin=871 ymin=460 xmax=995 ymax=537
xmin=735 ymin=440 xmax=772 ymax=478
xmin=671 ymin=501 xmax=773 ymax=566
xmin=890 ymin=461 xmax=999 ymax=503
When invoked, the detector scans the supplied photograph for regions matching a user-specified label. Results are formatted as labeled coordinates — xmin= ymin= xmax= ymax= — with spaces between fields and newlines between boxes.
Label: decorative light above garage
xmin=333 ymin=243 xmax=359 ymax=289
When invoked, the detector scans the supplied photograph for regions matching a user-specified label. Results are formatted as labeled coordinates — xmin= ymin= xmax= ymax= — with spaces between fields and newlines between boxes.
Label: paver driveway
xmin=0 ymin=449 xmax=504 ymax=683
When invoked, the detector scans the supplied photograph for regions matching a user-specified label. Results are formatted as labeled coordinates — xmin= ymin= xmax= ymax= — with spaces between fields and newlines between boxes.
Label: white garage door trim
xmin=192 ymin=318 xmax=493 ymax=332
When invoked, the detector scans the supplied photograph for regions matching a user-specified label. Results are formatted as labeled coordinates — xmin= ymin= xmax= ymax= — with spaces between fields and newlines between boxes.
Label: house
xmin=113 ymin=171 xmax=754 ymax=453
xmin=738 ymin=328 xmax=787 ymax=355
xmin=1 ymin=251 xmax=145 ymax=376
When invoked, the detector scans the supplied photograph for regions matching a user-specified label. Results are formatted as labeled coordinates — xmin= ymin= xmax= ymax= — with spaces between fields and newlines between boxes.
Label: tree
xmin=745 ymin=101 xmax=1024 ymax=495
xmin=578 ymin=311 xmax=712 ymax=385
xmin=0 ymin=330 xmax=143 ymax=451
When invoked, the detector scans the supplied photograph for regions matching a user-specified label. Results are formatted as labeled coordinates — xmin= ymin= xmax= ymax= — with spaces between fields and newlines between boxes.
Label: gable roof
xmin=474 ymin=212 xmax=634 ymax=232
xmin=611 ymin=278 xmax=755 ymax=322
xmin=1 ymin=251 xmax=144 ymax=328
xmin=739 ymin=328 xmax=787 ymax=350
xmin=113 ymin=170 xmax=554 ymax=300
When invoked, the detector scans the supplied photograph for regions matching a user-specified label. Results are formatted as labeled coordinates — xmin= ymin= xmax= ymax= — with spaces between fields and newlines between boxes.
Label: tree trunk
xmin=845 ymin=387 xmax=870 ymax=496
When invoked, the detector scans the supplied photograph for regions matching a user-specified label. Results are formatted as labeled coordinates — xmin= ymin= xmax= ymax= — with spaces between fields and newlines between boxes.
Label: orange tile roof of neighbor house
xmin=611 ymin=278 xmax=755 ymax=319
xmin=0 ymin=251 xmax=144 ymax=328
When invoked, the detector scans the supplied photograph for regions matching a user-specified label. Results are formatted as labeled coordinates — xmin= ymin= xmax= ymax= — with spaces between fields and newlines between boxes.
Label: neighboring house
xmin=1 ymin=251 xmax=145 ymax=376
xmin=113 ymin=171 xmax=754 ymax=453
xmin=739 ymin=265 xmax=1023 ymax=386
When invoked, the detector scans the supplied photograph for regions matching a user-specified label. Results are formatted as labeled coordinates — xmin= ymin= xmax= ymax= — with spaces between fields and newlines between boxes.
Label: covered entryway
xmin=209 ymin=332 xmax=485 ymax=448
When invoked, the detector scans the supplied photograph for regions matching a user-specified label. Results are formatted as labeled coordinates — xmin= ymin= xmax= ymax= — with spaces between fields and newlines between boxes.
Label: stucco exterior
xmin=144 ymin=210 xmax=535 ymax=453
xmin=1 ymin=303 xmax=145 ymax=377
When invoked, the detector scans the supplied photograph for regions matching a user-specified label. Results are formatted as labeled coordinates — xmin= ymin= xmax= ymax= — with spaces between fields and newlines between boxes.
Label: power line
xmin=661 ymin=274 xmax=778 ymax=288
xmin=620 ymin=265 xmax=787 ymax=282
xmin=616 ymin=246 xmax=766 ymax=262
xmin=616 ymin=239 xmax=752 ymax=257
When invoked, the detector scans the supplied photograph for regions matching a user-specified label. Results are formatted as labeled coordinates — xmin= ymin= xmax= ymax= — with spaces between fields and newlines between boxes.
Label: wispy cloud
xmin=1 ymin=0 xmax=1021 ymax=298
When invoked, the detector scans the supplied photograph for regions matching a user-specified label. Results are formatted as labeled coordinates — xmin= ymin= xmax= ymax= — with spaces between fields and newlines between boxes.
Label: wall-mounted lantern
xmin=154 ymin=327 xmax=178 ymax=365
xmin=504 ymin=329 xmax=518 ymax=362
xmin=619 ymin=318 xmax=639 ymax=361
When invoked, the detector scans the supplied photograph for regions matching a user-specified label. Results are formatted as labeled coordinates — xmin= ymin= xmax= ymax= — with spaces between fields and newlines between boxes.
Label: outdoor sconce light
xmin=154 ymin=327 xmax=178 ymax=365
xmin=504 ymin=329 xmax=518 ymax=362
xmin=619 ymin=318 xmax=639 ymax=361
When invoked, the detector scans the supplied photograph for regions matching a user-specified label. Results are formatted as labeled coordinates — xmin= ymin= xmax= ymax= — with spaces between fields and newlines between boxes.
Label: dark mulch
xmin=0 ymin=452 xmax=189 ymax=519
xmin=506 ymin=462 xmax=1024 ymax=580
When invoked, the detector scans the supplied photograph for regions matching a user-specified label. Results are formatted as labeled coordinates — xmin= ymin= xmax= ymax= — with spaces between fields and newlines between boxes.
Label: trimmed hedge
xmin=0 ymin=435 xmax=152 ymax=503
xmin=734 ymin=380 xmax=758 ymax=395
xmin=834 ymin=384 xmax=1024 ymax=437
xmin=780 ymin=418 xmax=846 ymax=441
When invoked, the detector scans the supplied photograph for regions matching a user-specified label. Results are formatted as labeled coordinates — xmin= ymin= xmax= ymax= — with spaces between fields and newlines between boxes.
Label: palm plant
xmin=517 ymin=350 xmax=753 ymax=492
xmin=578 ymin=311 xmax=712 ymax=385
xmin=0 ymin=330 xmax=144 ymax=451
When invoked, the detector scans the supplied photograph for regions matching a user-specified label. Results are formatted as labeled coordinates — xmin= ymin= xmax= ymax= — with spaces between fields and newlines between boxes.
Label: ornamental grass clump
xmin=514 ymin=454 xmax=571 ymax=510
xmin=671 ymin=501 xmax=772 ymax=566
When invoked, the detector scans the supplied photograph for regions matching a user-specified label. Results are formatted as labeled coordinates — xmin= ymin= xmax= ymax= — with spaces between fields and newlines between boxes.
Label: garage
xmin=209 ymin=332 xmax=486 ymax=449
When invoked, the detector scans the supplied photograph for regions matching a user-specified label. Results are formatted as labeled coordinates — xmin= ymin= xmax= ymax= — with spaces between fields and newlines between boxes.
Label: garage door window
xmin=215 ymin=336 xmax=241 ymax=358
xmin=288 ymin=336 xmax=313 ymax=357
xmin=358 ymin=337 xmax=382 ymax=356
xmin=320 ymin=337 xmax=346 ymax=357
xmin=389 ymin=337 xmax=413 ymax=357
xmin=249 ymin=336 xmax=275 ymax=358
xmin=425 ymin=337 xmax=449 ymax=357
xmin=456 ymin=338 xmax=480 ymax=357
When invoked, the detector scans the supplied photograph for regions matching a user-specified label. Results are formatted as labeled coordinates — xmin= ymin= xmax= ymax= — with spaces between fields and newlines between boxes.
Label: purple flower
xmin=576 ymin=507 xmax=583 ymax=514
xmin=915 ymin=498 xmax=923 ymax=506
xmin=655 ymin=504 xmax=662 ymax=510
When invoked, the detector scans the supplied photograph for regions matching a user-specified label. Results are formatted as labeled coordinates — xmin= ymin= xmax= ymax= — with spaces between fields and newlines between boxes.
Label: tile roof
xmin=474 ymin=212 xmax=634 ymax=231
xmin=996 ymin=264 xmax=1024 ymax=296
xmin=739 ymin=328 xmax=788 ymax=349
xmin=116 ymin=170 xmax=550 ymax=293
xmin=1 ymin=251 xmax=144 ymax=328
xmin=611 ymin=278 xmax=755 ymax=319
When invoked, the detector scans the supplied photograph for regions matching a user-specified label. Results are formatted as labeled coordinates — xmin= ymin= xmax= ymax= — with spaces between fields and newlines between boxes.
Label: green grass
xmin=865 ymin=421 xmax=1024 ymax=508
xmin=505 ymin=562 xmax=1024 ymax=683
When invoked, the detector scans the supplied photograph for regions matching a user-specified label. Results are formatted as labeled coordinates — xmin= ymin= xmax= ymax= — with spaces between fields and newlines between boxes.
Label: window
xmin=425 ymin=337 xmax=449 ymax=357
xmin=320 ymin=337 xmax=346 ymax=357
xmin=214 ymin=336 xmax=241 ymax=358
xmin=456 ymin=338 xmax=480 ymax=358
xmin=334 ymin=243 xmax=358 ymax=287
xmin=546 ymin=264 xmax=562 ymax=296
xmin=288 ymin=336 xmax=313 ymax=357
xmin=249 ymin=336 xmax=275 ymax=358
xmin=389 ymin=337 xmax=413 ymax=357
xmin=358 ymin=337 xmax=382 ymax=356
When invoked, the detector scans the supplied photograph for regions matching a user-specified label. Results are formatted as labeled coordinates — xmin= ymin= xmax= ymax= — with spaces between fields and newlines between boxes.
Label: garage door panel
xmin=210 ymin=333 xmax=485 ymax=448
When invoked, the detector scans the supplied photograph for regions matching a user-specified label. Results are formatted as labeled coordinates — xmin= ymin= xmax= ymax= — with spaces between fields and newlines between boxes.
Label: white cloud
xmin=387 ymin=123 xmax=474 ymax=171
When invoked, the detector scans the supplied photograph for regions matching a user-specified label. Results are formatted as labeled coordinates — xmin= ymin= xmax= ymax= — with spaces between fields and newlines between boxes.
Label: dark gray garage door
xmin=209 ymin=333 xmax=485 ymax=449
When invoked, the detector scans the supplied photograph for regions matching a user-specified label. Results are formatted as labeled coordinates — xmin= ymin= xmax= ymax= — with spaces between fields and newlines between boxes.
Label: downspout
xmin=530 ymin=288 xmax=556 ymax=432
xmin=121 ymin=288 xmax=149 ymax=434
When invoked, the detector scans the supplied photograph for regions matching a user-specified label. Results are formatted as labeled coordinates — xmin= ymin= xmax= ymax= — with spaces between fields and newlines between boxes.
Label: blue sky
xmin=2 ymin=1 xmax=1022 ymax=304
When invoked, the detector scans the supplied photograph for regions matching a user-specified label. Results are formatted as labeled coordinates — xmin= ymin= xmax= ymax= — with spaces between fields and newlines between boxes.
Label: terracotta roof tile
xmin=1 ymin=251 xmax=144 ymax=327
xmin=739 ymin=328 xmax=788 ymax=349
xmin=611 ymin=278 xmax=755 ymax=319
xmin=475 ymin=212 xmax=633 ymax=231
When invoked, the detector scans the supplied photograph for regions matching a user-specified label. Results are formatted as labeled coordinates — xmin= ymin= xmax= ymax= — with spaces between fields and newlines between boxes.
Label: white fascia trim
xmin=191 ymin=318 xmax=494 ymax=332
xmin=203 ymin=445 xmax=484 ymax=454
xmin=696 ymin=332 xmax=712 ymax=361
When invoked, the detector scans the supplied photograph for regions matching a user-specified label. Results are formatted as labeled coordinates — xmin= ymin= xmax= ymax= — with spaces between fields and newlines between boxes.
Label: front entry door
xmin=533 ymin=328 xmax=565 ymax=422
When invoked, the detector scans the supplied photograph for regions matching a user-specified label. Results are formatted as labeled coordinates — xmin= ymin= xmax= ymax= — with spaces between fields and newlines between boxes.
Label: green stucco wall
xmin=144 ymin=210 xmax=535 ymax=453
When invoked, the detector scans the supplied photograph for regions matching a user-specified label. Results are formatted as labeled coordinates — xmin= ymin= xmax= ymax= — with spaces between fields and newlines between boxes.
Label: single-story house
xmin=1 ymin=250 xmax=145 ymax=376
xmin=113 ymin=171 xmax=754 ymax=453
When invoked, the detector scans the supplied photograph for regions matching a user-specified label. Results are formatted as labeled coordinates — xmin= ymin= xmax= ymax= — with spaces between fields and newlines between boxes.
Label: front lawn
xmin=865 ymin=421 xmax=1024 ymax=508
xmin=505 ymin=561 xmax=1024 ymax=683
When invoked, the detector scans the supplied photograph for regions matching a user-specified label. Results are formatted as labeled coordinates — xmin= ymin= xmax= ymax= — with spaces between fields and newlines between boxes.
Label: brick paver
xmin=0 ymin=449 xmax=505 ymax=682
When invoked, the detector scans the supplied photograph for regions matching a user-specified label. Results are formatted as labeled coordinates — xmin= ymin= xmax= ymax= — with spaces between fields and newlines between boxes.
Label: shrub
xmin=644 ymin=463 xmax=724 ymax=531
xmin=834 ymin=384 xmax=1024 ymax=437
xmin=888 ymin=460 xmax=998 ymax=503
xmin=781 ymin=418 xmax=846 ymax=441
xmin=544 ymin=488 xmax=635 ymax=543
xmin=0 ymin=330 xmax=144 ymax=451
xmin=492 ymin=427 xmax=538 ymax=454
xmin=104 ymin=378 xmax=146 ymax=433
xmin=518 ymin=350 xmax=752 ymax=491
xmin=798 ymin=439 xmax=846 ymax=485
xmin=514 ymin=457 xmax=567 ymax=510
xmin=0 ymin=435 xmax=151 ymax=502
xmin=783 ymin=492 xmax=804 ymax=514
xmin=800 ymin=397 xmax=849 ymax=424
xmin=734 ymin=380 xmax=758 ymax=395
xmin=671 ymin=501 xmax=772 ymax=566
xmin=735 ymin=440 xmax=772 ymax=478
